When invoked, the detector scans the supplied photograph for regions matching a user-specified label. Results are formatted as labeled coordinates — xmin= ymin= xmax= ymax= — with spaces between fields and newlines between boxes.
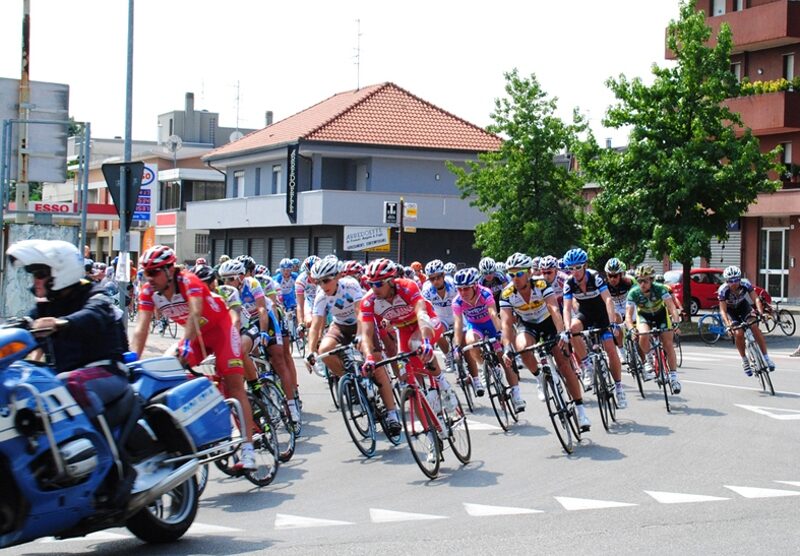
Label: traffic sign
xmin=404 ymin=202 xmax=418 ymax=222
xmin=404 ymin=226 xmax=417 ymax=233
xmin=383 ymin=201 xmax=398 ymax=224
xmin=102 ymin=162 xmax=145 ymax=230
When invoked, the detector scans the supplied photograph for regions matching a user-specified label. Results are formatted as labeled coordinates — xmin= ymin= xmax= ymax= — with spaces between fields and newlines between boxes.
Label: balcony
xmin=185 ymin=190 xmax=485 ymax=231
xmin=667 ymin=0 xmax=800 ymax=58
xmin=724 ymin=90 xmax=800 ymax=134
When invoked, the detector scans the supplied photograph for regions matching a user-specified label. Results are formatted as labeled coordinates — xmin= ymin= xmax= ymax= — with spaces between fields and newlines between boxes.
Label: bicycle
xmin=698 ymin=309 xmax=729 ymax=344
xmin=730 ymin=316 xmax=775 ymax=396
xmin=150 ymin=313 xmax=178 ymax=338
xmin=759 ymin=298 xmax=796 ymax=337
xmin=636 ymin=325 xmax=680 ymax=413
xmin=463 ymin=336 xmax=518 ymax=431
xmin=250 ymin=347 xmax=298 ymax=462
xmin=443 ymin=329 xmax=476 ymax=413
xmin=622 ymin=329 xmax=646 ymax=399
xmin=513 ymin=338 xmax=583 ymax=454
xmin=294 ymin=322 xmax=308 ymax=357
xmin=317 ymin=343 xmax=403 ymax=458
xmin=374 ymin=350 xmax=471 ymax=479
xmin=573 ymin=327 xmax=617 ymax=432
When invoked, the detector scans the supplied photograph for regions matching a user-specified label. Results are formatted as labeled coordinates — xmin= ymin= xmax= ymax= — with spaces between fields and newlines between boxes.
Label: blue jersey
xmin=274 ymin=271 xmax=298 ymax=309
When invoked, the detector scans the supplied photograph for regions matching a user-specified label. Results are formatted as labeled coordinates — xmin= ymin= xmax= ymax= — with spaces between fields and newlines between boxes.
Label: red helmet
xmin=410 ymin=261 xmax=423 ymax=272
xmin=342 ymin=260 xmax=364 ymax=277
xmin=195 ymin=257 xmax=207 ymax=265
xmin=140 ymin=245 xmax=176 ymax=270
xmin=364 ymin=258 xmax=397 ymax=282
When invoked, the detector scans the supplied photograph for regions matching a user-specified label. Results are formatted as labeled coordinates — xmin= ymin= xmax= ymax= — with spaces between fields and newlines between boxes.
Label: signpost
xmin=102 ymin=161 xmax=145 ymax=230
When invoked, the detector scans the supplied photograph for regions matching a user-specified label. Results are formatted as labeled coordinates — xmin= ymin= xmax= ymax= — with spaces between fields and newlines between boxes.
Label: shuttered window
xmin=269 ymin=238 xmax=287 ymax=271
xmin=250 ymin=238 xmax=266 ymax=266
xmin=230 ymin=239 xmax=245 ymax=258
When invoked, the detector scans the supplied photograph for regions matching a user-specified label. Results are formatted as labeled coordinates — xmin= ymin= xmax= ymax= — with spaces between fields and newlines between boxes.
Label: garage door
xmin=230 ymin=239 xmax=245 ymax=259
xmin=212 ymin=239 xmax=225 ymax=263
xmin=292 ymin=237 xmax=309 ymax=260
xmin=315 ymin=237 xmax=334 ymax=257
xmin=709 ymin=231 xmax=741 ymax=267
xmin=250 ymin=238 xmax=266 ymax=266
xmin=270 ymin=238 xmax=286 ymax=271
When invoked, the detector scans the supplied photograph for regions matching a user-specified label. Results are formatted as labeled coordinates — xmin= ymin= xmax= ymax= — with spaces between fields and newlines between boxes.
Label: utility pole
xmin=398 ymin=197 xmax=404 ymax=266
xmin=15 ymin=0 xmax=31 ymax=223
xmin=119 ymin=0 xmax=134 ymax=320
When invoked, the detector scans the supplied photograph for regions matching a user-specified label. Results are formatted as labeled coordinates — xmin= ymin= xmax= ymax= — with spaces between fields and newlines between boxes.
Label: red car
xmin=663 ymin=268 xmax=772 ymax=315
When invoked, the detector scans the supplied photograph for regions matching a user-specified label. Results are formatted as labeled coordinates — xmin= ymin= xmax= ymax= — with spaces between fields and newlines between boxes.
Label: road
xmin=6 ymin=328 xmax=800 ymax=555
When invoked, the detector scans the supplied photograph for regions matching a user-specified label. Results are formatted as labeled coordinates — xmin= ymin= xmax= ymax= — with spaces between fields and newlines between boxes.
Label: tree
xmin=578 ymin=0 xmax=781 ymax=317
xmin=448 ymin=69 xmax=587 ymax=260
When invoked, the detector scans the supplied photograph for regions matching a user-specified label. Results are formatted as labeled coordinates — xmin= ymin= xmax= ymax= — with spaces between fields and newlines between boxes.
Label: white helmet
xmin=478 ymin=257 xmax=496 ymax=275
xmin=443 ymin=262 xmax=457 ymax=276
xmin=218 ymin=259 xmax=246 ymax=277
xmin=310 ymin=258 xmax=340 ymax=280
xmin=7 ymin=239 xmax=84 ymax=292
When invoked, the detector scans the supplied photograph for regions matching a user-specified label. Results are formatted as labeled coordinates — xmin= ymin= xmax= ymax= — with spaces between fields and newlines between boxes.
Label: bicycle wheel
xmin=593 ymin=359 xmax=612 ymax=432
xmin=294 ymin=333 xmax=306 ymax=358
xmin=168 ymin=319 xmax=178 ymax=338
xmin=543 ymin=372 xmax=574 ymax=454
xmin=655 ymin=348 xmax=671 ymax=413
xmin=244 ymin=394 xmax=280 ymax=487
xmin=759 ymin=313 xmax=777 ymax=334
xmin=338 ymin=376 xmax=376 ymax=458
xmin=214 ymin=453 xmax=239 ymax=476
xmin=749 ymin=345 xmax=775 ymax=396
xmin=456 ymin=361 xmax=475 ymax=413
xmin=149 ymin=316 xmax=158 ymax=334
xmin=436 ymin=388 xmax=469 ymax=464
xmin=698 ymin=314 xmax=722 ymax=344
xmin=485 ymin=364 xmax=511 ymax=431
xmin=259 ymin=381 xmax=296 ymax=463
xmin=777 ymin=309 xmax=796 ymax=336
xmin=625 ymin=339 xmax=646 ymax=399
xmin=674 ymin=334 xmax=683 ymax=368
xmin=400 ymin=386 xmax=441 ymax=479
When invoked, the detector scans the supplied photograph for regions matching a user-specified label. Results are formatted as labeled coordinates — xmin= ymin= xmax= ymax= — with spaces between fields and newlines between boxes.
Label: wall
xmin=370 ymin=157 xmax=459 ymax=194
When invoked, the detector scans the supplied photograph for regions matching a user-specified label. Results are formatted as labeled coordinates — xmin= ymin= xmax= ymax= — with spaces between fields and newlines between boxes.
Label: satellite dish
xmin=165 ymin=134 xmax=183 ymax=154
xmin=229 ymin=130 xmax=244 ymax=142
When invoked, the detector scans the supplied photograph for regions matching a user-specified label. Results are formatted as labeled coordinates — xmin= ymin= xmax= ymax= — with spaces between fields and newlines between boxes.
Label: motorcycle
xmin=0 ymin=319 xmax=234 ymax=549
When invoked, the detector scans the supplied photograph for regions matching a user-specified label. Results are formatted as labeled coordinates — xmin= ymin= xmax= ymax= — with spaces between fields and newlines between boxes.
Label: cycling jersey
xmin=717 ymin=279 xmax=754 ymax=310
xmin=499 ymin=278 xmax=554 ymax=324
xmin=421 ymin=277 xmax=457 ymax=327
xmin=626 ymin=283 xmax=672 ymax=316
xmin=313 ymin=276 xmax=364 ymax=326
xmin=216 ymin=284 xmax=243 ymax=313
xmin=360 ymin=278 xmax=435 ymax=327
xmin=295 ymin=271 xmax=318 ymax=308
xmin=139 ymin=270 xmax=227 ymax=328
xmin=273 ymin=271 xmax=298 ymax=309
xmin=480 ymin=273 xmax=509 ymax=309
xmin=238 ymin=276 xmax=267 ymax=325
xmin=563 ymin=269 xmax=611 ymax=332
xmin=607 ymin=275 xmax=635 ymax=316
xmin=545 ymin=271 xmax=569 ymax=300
xmin=255 ymin=274 xmax=278 ymax=297
xmin=453 ymin=285 xmax=495 ymax=324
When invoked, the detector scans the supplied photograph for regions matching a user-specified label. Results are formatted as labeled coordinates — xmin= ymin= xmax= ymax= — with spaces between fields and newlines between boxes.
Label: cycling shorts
xmin=727 ymin=303 xmax=753 ymax=326
xmin=516 ymin=317 xmax=557 ymax=341
xmin=465 ymin=319 xmax=499 ymax=340
xmin=575 ymin=305 xmax=613 ymax=341
xmin=185 ymin=323 xmax=244 ymax=377
xmin=638 ymin=308 xmax=670 ymax=330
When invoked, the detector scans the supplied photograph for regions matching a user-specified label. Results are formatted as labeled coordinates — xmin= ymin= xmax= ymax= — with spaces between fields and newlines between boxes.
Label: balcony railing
xmin=724 ymin=90 xmax=800 ymax=134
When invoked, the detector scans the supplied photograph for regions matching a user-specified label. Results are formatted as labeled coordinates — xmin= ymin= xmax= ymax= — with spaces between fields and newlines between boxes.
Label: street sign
xmin=383 ymin=201 xmax=398 ymax=224
xmin=102 ymin=161 xmax=145 ymax=230
xmin=344 ymin=226 xmax=391 ymax=251
xmin=404 ymin=202 xmax=418 ymax=222
xmin=404 ymin=226 xmax=417 ymax=233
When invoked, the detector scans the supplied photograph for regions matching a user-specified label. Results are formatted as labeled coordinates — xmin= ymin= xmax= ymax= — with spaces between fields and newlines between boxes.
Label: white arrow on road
xmin=466 ymin=419 xmax=502 ymax=431
xmin=463 ymin=502 xmax=543 ymax=516
xmin=275 ymin=514 xmax=355 ymax=530
xmin=775 ymin=481 xmax=800 ymax=488
xmin=554 ymin=496 xmax=637 ymax=511
xmin=370 ymin=508 xmax=448 ymax=523
xmin=644 ymin=490 xmax=729 ymax=504
xmin=41 ymin=531 xmax=130 ymax=543
xmin=724 ymin=485 xmax=800 ymax=499
xmin=735 ymin=404 xmax=800 ymax=420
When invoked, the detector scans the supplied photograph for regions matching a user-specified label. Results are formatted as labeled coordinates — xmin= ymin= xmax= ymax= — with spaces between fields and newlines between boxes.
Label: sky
xmin=0 ymin=0 xmax=683 ymax=148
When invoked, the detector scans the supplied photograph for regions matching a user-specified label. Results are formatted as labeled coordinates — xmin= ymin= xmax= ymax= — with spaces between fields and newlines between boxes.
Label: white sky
xmin=0 ymin=0 xmax=682 ymax=147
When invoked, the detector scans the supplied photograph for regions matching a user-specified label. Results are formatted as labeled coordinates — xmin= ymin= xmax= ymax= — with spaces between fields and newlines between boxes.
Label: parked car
xmin=662 ymin=268 xmax=772 ymax=315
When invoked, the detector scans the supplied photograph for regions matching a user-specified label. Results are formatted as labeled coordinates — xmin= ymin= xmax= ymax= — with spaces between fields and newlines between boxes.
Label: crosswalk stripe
xmin=554 ymin=496 xmax=637 ymax=511
xmin=644 ymin=490 xmax=729 ymax=504
xmin=723 ymin=485 xmax=800 ymax=499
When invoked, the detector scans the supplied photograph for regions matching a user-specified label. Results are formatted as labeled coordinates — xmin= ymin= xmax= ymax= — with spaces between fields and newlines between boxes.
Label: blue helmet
xmin=562 ymin=248 xmax=588 ymax=268
xmin=453 ymin=267 xmax=481 ymax=287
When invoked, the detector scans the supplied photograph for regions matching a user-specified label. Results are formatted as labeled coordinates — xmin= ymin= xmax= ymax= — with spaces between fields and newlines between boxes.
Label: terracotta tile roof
xmin=205 ymin=82 xmax=501 ymax=160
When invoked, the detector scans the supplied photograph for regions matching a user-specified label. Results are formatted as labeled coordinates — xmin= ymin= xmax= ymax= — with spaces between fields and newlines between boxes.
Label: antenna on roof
xmin=354 ymin=19 xmax=362 ymax=90
xmin=234 ymin=80 xmax=241 ymax=132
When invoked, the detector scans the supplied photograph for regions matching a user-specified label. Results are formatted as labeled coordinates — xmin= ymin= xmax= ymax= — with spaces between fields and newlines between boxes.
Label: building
xmin=688 ymin=0 xmax=800 ymax=301
xmin=189 ymin=82 xmax=502 ymax=268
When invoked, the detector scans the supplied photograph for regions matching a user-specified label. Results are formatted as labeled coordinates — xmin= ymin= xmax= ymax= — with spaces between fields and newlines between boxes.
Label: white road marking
xmin=723 ymin=485 xmax=800 ymax=499
xmin=463 ymin=502 xmax=543 ymax=516
xmin=679 ymin=355 xmax=720 ymax=362
xmin=466 ymin=419 xmax=502 ymax=431
xmin=188 ymin=522 xmax=244 ymax=534
xmin=554 ymin=496 xmax=637 ymax=511
xmin=774 ymin=481 xmax=800 ymax=488
xmin=681 ymin=379 xmax=800 ymax=397
xmin=644 ymin=490 xmax=729 ymax=504
xmin=274 ymin=513 xmax=354 ymax=530
xmin=40 ymin=531 xmax=130 ymax=543
xmin=370 ymin=508 xmax=448 ymax=523
xmin=735 ymin=404 xmax=800 ymax=420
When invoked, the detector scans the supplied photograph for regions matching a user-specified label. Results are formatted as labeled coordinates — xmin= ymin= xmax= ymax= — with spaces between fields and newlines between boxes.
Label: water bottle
xmin=314 ymin=359 xmax=327 ymax=377
xmin=364 ymin=378 xmax=377 ymax=401
xmin=426 ymin=388 xmax=441 ymax=415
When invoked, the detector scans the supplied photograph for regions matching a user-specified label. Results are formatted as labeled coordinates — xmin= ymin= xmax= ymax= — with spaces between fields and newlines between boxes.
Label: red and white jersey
xmin=360 ymin=278 xmax=434 ymax=328
xmin=139 ymin=270 xmax=227 ymax=328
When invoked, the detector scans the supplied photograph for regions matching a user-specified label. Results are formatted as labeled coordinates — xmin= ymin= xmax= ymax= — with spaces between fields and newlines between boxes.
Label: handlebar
xmin=461 ymin=335 xmax=502 ymax=353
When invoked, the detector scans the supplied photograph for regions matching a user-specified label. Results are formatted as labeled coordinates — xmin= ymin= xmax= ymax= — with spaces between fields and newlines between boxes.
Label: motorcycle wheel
xmin=126 ymin=475 xmax=199 ymax=543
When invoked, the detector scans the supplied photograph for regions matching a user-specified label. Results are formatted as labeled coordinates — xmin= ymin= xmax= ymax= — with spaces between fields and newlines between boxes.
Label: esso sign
xmin=142 ymin=165 xmax=156 ymax=186
xmin=33 ymin=202 xmax=73 ymax=213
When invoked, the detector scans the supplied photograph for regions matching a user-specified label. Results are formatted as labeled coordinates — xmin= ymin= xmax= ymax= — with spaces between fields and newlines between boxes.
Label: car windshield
xmin=663 ymin=270 xmax=681 ymax=284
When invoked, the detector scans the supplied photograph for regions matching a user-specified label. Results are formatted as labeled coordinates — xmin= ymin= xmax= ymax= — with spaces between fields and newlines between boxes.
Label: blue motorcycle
xmin=0 ymin=319 xmax=235 ymax=549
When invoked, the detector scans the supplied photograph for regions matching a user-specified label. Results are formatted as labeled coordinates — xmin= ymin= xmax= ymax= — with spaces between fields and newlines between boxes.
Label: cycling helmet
xmin=634 ymin=264 xmax=655 ymax=279
xmin=311 ymin=258 xmax=339 ymax=280
xmin=279 ymin=258 xmax=293 ymax=269
xmin=254 ymin=264 xmax=268 ymax=275
xmin=403 ymin=266 xmax=416 ymax=279
xmin=478 ymin=257 xmax=496 ymax=275
xmin=236 ymin=255 xmax=256 ymax=273
xmin=140 ymin=245 xmax=176 ymax=271
xmin=195 ymin=257 xmax=207 ymax=266
xmin=557 ymin=258 xmax=566 ymax=270
xmin=218 ymin=259 xmax=246 ymax=277
xmin=291 ymin=257 xmax=301 ymax=267
xmin=425 ymin=259 xmax=445 ymax=276
xmin=191 ymin=264 xmax=216 ymax=285
xmin=443 ymin=262 xmax=457 ymax=276
xmin=505 ymin=252 xmax=533 ymax=270
xmin=410 ymin=261 xmax=423 ymax=272
xmin=302 ymin=255 xmax=320 ymax=273
xmin=723 ymin=265 xmax=742 ymax=282
xmin=364 ymin=258 xmax=398 ymax=282
xmin=84 ymin=258 xmax=94 ymax=272
xmin=495 ymin=261 xmax=507 ymax=275
xmin=7 ymin=239 xmax=85 ymax=293
xmin=341 ymin=260 xmax=363 ymax=277
xmin=540 ymin=255 xmax=558 ymax=270
xmin=562 ymin=248 xmax=588 ymax=267
xmin=531 ymin=256 xmax=542 ymax=272
xmin=604 ymin=257 xmax=626 ymax=274
xmin=454 ymin=267 xmax=481 ymax=287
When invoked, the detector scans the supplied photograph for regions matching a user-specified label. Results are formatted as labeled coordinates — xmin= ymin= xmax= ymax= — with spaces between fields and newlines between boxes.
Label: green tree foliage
xmin=578 ymin=0 xmax=781 ymax=315
xmin=448 ymin=69 xmax=586 ymax=260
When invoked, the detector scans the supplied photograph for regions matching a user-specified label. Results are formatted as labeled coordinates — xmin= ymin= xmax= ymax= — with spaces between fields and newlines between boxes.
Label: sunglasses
xmin=31 ymin=269 xmax=51 ymax=280
xmin=224 ymin=276 xmax=239 ymax=283
xmin=727 ymin=278 xmax=741 ymax=284
xmin=568 ymin=265 xmax=585 ymax=272
xmin=430 ymin=273 xmax=444 ymax=280
xmin=367 ymin=280 xmax=385 ymax=288
xmin=144 ymin=268 xmax=163 ymax=278
xmin=319 ymin=277 xmax=335 ymax=284
xmin=509 ymin=269 xmax=528 ymax=278
xmin=638 ymin=277 xmax=652 ymax=284
xmin=607 ymin=273 xmax=621 ymax=279
xmin=456 ymin=285 xmax=475 ymax=291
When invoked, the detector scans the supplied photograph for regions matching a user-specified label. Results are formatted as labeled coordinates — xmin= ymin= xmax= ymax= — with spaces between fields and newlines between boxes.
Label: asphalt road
xmin=6 ymin=326 xmax=800 ymax=556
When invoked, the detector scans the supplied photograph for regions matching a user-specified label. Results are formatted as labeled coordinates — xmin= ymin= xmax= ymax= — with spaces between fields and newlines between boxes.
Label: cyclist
xmin=359 ymin=258 xmax=458 ymax=410
xmin=444 ymin=262 xmax=457 ymax=277
xmin=291 ymin=257 xmax=301 ymax=273
xmin=131 ymin=246 xmax=256 ymax=471
xmin=561 ymin=248 xmax=628 ymax=409
xmin=410 ymin=261 xmax=426 ymax=284
xmin=274 ymin=258 xmax=298 ymax=314
xmin=495 ymin=261 xmax=508 ymax=280
xmin=604 ymin=258 xmax=635 ymax=358
xmin=421 ymin=259 xmax=458 ymax=358
xmin=499 ymin=252 xmax=590 ymax=428
xmin=478 ymin=256 xmax=509 ymax=311
xmin=539 ymin=255 xmax=568 ymax=308
xmin=295 ymin=255 xmax=320 ymax=331
xmin=717 ymin=265 xmax=775 ymax=375
xmin=191 ymin=263 xmax=242 ymax=331
xmin=452 ymin=267 xmax=503 ymax=398
xmin=625 ymin=265 xmax=682 ymax=393
xmin=305 ymin=258 xmax=403 ymax=436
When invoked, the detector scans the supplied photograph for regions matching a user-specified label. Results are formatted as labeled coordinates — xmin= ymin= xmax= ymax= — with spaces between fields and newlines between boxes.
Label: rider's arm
xmin=600 ymin=288 xmax=617 ymax=325
xmin=453 ymin=312 xmax=465 ymax=348
xmin=545 ymin=295 xmax=566 ymax=333
xmin=182 ymin=296 xmax=205 ymax=343
xmin=719 ymin=300 xmax=732 ymax=328
xmin=500 ymin=307 xmax=516 ymax=350
xmin=414 ymin=298 xmax=434 ymax=342
xmin=131 ymin=309 xmax=153 ymax=358
xmin=487 ymin=304 xmax=503 ymax=334
xmin=624 ymin=303 xmax=636 ymax=331
xmin=360 ymin=317 xmax=377 ymax=356
xmin=296 ymin=291 xmax=305 ymax=324
xmin=562 ymin=297 xmax=574 ymax=329
xmin=751 ymin=290 xmax=764 ymax=314
xmin=665 ymin=296 xmax=680 ymax=324
xmin=308 ymin=314 xmax=325 ymax=353
xmin=255 ymin=296 xmax=269 ymax=332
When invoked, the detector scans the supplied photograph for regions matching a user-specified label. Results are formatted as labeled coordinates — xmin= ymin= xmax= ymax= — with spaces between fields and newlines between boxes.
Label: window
xmin=233 ymin=170 xmax=245 ymax=198
xmin=272 ymin=165 xmax=282 ymax=194
xmin=160 ymin=181 xmax=181 ymax=211
xmin=191 ymin=181 xmax=225 ymax=202
xmin=734 ymin=0 xmax=744 ymax=11
xmin=731 ymin=62 xmax=742 ymax=83
xmin=194 ymin=233 xmax=209 ymax=255
xmin=784 ymin=53 xmax=795 ymax=84
xmin=713 ymin=0 xmax=725 ymax=16
xmin=782 ymin=142 xmax=792 ymax=164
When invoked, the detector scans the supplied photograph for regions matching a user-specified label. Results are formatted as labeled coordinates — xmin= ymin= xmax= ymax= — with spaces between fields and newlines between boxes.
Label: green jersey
xmin=626 ymin=283 xmax=671 ymax=316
